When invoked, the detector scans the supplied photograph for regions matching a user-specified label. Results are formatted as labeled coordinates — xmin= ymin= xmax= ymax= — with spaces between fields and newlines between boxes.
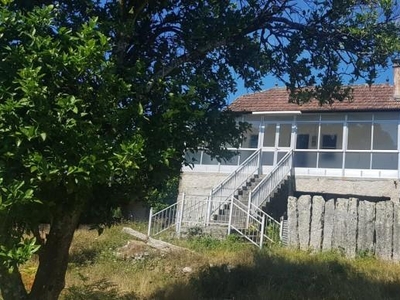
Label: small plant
xmin=187 ymin=226 xmax=204 ymax=238
xmin=357 ymin=249 xmax=375 ymax=259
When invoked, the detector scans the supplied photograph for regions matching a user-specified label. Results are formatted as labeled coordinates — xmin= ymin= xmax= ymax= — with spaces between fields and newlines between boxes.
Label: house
xmin=181 ymin=65 xmax=400 ymax=203
xmin=148 ymin=64 xmax=400 ymax=250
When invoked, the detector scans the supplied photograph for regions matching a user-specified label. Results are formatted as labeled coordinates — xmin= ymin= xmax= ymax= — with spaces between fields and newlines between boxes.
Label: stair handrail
xmin=209 ymin=148 xmax=262 ymax=222
xmin=248 ymin=149 xmax=293 ymax=213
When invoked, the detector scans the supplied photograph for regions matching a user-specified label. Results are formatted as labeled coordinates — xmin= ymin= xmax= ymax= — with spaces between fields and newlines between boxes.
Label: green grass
xmin=12 ymin=222 xmax=400 ymax=300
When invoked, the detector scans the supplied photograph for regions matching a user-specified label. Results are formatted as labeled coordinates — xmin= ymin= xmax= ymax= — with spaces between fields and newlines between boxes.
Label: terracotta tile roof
xmin=229 ymin=84 xmax=400 ymax=113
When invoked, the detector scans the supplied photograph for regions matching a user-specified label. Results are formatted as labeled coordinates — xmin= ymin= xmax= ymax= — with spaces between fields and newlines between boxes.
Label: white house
xmin=149 ymin=66 xmax=400 ymax=247
xmin=181 ymin=65 xmax=400 ymax=202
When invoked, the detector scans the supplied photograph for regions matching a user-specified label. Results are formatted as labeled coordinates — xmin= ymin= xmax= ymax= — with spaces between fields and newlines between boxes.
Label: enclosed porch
xmin=184 ymin=111 xmax=400 ymax=179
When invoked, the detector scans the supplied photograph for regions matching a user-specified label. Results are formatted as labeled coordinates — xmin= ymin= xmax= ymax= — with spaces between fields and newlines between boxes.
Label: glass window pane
xmin=242 ymin=121 xmax=260 ymax=148
xmin=297 ymin=114 xmax=319 ymax=121
xmin=277 ymin=151 xmax=288 ymax=161
xmin=296 ymin=123 xmax=318 ymax=149
xmin=321 ymin=113 xmax=344 ymax=121
xmin=263 ymin=124 xmax=276 ymax=147
xmin=185 ymin=151 xmax=201 ymax=164
xmin=279 ymin=124 xmax=292 ymax=147
xmin=320 ymin=123 xmax=343 ymax=149
xmin=202 ymin=153 xmax=219 ymax=165
xmin=294 ymin=152 xmax=317 ymax=168
xmin=347 ymin=113 xmax=372 ymax=121
xmin=374 ymin=112 xmax=399 ymax=121
xmin=267 ymin=116 xmax=293 ymax=122
xmin=372 ymin=153 xmax=398 ymax=170
xmin=261 ymin=151 xmax=274 ymax=165
xmin=243 ymin=114 xmax=262 ymax=122
xmin=220 ymin=154 xmax=239 ymax=166
xmin=319 ymin=152 xmax=343 ymax=168
xmin=239 ymin=150 xmax=256 ymax=164
xmin=347 ymin=123 xmax=371 ymax=150
xmin=345 ymin=153 xmax=371 ymax=169
xmin=373 ymin=122 xmax=397 ymax=150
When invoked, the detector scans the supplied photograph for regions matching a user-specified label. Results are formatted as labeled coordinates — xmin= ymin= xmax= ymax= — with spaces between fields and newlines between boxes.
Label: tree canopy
xmin=0 ymin=0 xmax=399 ymax=299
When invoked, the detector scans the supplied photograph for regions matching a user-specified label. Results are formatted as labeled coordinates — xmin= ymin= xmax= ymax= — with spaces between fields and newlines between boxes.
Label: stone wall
xmin=287 ymin=195 xmax=400 ymax=260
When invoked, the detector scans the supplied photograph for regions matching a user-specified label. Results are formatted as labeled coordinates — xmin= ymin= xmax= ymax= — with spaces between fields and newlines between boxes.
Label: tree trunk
xmin=28 ymin=204 xmax=83 ymax=300
xmin=0 ymin=267 xmax=28 ymax=300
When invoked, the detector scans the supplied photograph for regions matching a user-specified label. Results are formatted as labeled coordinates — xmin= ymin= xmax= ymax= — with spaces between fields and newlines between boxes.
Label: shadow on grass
xmin=69 ymin=248 xmax=99 ymax=266
xmin=150 ymin=251 xmax=400 ymax=300
xmin=63 ymin=279 xmax=137 ymax=300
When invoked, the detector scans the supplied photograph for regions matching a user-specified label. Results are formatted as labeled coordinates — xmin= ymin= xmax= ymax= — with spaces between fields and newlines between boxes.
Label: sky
xmin=227 ymin=65 xmax=395 ymax=104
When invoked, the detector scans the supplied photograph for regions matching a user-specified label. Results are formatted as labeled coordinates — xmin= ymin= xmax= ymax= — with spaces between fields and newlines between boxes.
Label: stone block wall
xmin=287 ymin=195 xmax=400 ymax=260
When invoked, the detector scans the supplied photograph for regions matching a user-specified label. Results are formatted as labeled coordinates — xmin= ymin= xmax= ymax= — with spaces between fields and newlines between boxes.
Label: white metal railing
xmin=248 ymin=202 xmax=281 ymax=243
xmin=148 ymin=148 xmax=286 ymax=245
xmin=208 ymin=148 xmax=262 ymax=223
xmin=228 ymin=196 xmax=265 ymax=248
xmin=230 ymin=199 xmax=281 ymax=246
xmin=248 ymin=150 xmax=293 ymax=213
xmin=179 ymin=195 xmax=209 ymax=227
xmin=148 ymin=193 xmax=281 ymax=247
xmin=148 ymin=200 xmax=180 ymax=237
xmin=148 ymin=193 xmax=212 ymax=237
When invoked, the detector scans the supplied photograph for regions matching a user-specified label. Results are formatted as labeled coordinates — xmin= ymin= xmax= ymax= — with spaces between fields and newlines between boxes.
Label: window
xmin=348 ymin=123 xmax=371 ymax=150
xmin=242 ymin=122 xmax=260 ymax=148
xmin=320 ymin=123 xmax=342 ymax=149
xmin=296 ymin=134 xmax=309 ymax=149
xmin=321 ymin=135 xmax=337 ymax=149
xmin=278 ymin=124 xmax=292 ymax=147
xmin=263 ymin=124 xmax=276 ymax=147
xmin=297 ymin=123 xmax=318 ymax=149
xmin=249 ymin=135 xmax=258 ymax=148
xmin=373 ymin=122 xmax=397 ymax=150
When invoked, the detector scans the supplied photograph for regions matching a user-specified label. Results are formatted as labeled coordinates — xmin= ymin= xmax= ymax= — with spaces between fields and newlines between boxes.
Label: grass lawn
xmin=14 ymin=222 xmax=400 ymax=299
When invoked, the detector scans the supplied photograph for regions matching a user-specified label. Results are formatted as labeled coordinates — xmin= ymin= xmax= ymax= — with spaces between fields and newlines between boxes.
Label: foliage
xmin=0 ymin=2 xmax=141 ymax=299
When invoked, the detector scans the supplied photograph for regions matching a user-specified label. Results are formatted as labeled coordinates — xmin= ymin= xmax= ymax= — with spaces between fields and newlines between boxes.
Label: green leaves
xmin=0 ymin=238 xmax=40 ymax=271
xmin=0 ymin=0 xmax=143 ymax=281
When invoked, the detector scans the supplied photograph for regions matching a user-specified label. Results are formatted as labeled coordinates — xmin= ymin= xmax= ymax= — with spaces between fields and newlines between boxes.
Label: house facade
xmin=180 ymin=66 xmax=400 ymax=203
xmin=149 ymin=67 xmax=400 ymax=251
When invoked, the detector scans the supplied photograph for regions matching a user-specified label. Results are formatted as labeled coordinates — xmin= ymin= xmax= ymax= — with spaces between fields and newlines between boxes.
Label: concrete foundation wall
xmin=294 ymin=176 xmax=399 ymax=202
xmin=180 ymin=172 xmax=400 ymax=203
xmin=178 ymin=172 xmax=229 ymax=200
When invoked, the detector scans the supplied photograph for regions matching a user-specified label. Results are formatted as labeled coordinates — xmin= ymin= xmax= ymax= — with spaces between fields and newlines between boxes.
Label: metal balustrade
xmin=208 ymin=148 xmax=262 ymax=224
xmin=248 ymin=202 xmax=281 ymax=243
xmin=148 ymin=194 xmax=281 ymax=246
xmin=148 ymin=193 xmax=210 ymax=237
xmin=248 ymin=150 xmax=293 ymax=213
xmin=148 ymin=148 xmax=289 ymax=247
xmin=148 ymin=201 xmax=179 ymax=237
xmin=228 ymin=197 xmax=265 ymax=248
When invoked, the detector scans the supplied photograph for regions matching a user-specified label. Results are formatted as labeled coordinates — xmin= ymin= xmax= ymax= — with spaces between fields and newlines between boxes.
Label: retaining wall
xmin=287 ymin=195 xmax=400 ymax=260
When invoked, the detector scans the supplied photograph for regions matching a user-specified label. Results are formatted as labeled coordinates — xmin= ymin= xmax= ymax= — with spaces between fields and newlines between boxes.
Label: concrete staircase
xmin=148 ymin=149 xmax=293 ymax=248
xmin=211 ymin=174 xmax=263 ymax=223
